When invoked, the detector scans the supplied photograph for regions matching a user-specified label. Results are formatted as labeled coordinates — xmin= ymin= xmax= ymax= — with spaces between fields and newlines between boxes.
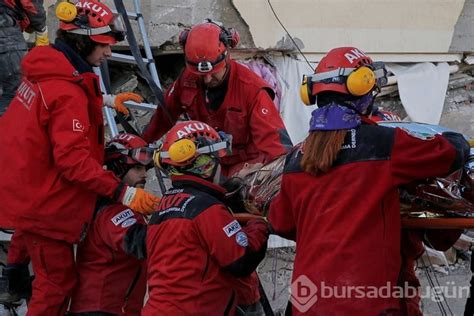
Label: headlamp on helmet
xmin=179 ymin=21 xmax=239 ymax=75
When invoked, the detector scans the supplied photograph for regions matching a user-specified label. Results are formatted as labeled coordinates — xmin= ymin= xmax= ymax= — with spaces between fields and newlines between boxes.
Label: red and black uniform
xmin=143 ymin=60 xmax=292 ymax=177
xmin=70 ymin=201 xmax=147 ymax=316
xmin=269 ymin=124 xmax=469 ymax=315
xmin=143 ymin=175 xmax=267 ymax=316
xmin=0 ymin=42 xmax=121 ymax=315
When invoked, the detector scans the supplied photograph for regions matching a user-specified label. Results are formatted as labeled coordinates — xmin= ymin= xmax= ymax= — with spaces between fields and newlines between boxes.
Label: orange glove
xmin=103 ymin=92 xmax=143 ymax=115
xmin=119 ymin=186 xmax=160 ymax=214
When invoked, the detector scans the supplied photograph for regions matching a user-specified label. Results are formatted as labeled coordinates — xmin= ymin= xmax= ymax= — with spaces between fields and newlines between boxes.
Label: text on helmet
xmin=116 ymin=133 xmax=136 ymax=142
xmin=344 ymin=48 xmax=368 ymax=64
xmin=176 ymin=122 xmax=212 ymax=139
xmin=76 ymin=1 xmax=109 ymax=17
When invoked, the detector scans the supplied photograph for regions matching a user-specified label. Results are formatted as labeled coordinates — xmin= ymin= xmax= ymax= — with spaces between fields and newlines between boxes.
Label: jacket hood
xmin=21 ymin=45 xmax=89 ymax=84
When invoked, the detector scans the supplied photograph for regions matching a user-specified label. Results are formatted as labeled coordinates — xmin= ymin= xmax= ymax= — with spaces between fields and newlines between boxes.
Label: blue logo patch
xmin=235 ymin=231 xmax=248 ymax=247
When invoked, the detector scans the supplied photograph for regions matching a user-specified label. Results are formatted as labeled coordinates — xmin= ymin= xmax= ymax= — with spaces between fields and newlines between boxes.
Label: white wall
xmin=234 ymin=0 xmax=465 ymax=53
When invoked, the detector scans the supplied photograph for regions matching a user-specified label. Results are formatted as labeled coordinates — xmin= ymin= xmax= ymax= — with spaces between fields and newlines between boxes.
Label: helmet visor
xmin=129 ymin=147 xmax=154 ymax=165
xmin=109 ymin=142 xmax=154 ymax=165
xmin=68 ymin=13 xmax=126 ymax=44
xmin=108 ymin=13 xmax=126 ymax=41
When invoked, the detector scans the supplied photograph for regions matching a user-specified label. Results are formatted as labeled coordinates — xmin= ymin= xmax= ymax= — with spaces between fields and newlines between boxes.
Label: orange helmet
xmin=57 ymin=0 xmax=125 ymax=44
xmin=179 ymin=20 xmax=239 ymax=75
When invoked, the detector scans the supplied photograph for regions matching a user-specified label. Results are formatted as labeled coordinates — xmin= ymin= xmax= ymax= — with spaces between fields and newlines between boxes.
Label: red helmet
xmin=312 ymin=47 xmax=374 ymax=96
xmin=156 ymin=121 xmax=230 ymax=175
xmin=105 ymin=133 xmax=152 ymax=177
xmin=57 ymin=0 xmax=125 ymax=44
xmin=179 ymin=21 xmax=239 ymax=75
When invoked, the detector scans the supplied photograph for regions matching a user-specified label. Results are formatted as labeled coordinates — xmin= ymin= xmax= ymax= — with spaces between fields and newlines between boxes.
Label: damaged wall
xmin=233 ymin=0 xmax=466 ymax=53
xmin=46 ymin=1 xmax=473 ymax=55
xmin=450 ymin=0 xmax=474 ymax=52
xmin=103 ymin=0 xmax=472 ymax=54
xmin=101 ymin=0 xmax=254 ymax=50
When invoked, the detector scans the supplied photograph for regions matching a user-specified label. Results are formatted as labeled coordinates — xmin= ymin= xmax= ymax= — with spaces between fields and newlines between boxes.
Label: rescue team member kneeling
xmin=143 ymin=121 xmax=270 ymax=316
xmin=0 ymin=1 xmax=159 ymax=314
xmin=269 ymin=46 xmax=470 ymax=315
xmin=69 ymin=133 xmax=153 ymax=316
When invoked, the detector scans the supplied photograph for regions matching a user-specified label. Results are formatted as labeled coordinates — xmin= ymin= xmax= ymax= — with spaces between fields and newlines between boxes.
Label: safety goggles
xmin=69 ymin=13 xmax=126 ymax=40
xmin=109 ymin=142 xmax=154 ymax=165
xmin=185 ymin=154 xmax=219 ymax=178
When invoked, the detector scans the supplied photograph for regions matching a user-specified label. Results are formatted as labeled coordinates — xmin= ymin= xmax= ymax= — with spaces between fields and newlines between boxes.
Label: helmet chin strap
xmin=212 ymin=164 xmax=222 ymax=184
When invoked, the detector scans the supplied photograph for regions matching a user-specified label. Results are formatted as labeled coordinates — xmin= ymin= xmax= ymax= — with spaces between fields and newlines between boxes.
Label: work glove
xmin=116 ymin=185 xmax=160 ymax=214
xmin=242 ymin=219 xmax=270 ymax=252
xmin=103 ymin=92 xmax=143 ymax=115
xmin=35 ymin=27 xmax=49 ymax=46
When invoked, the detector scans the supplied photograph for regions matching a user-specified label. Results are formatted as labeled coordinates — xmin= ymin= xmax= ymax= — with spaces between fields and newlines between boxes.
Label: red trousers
xmin=22 ymin=232 xmax=76 ymax=316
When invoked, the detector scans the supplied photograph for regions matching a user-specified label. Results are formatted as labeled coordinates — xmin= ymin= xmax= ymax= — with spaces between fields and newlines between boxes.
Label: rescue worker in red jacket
xmin=143 ymin=21 xmax=290 ymax=310
xmin=144 ymin=120 xmax=270 ymax=315
xmin=268 ymin=46 xmax=470 ymax=315
xmin=0 ymin=0 xmax=48 ymax=112
xmin=142 ymin=20 xmax=292 ymax=178
xmin=69 ymin=133 xmax=153 ymax=316
xmin=0 ymin=1 xmax=160 ymax=314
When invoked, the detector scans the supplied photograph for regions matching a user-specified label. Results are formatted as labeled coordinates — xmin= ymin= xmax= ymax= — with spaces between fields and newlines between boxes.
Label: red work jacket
xmin=144 ymin=175 xmax=257 ymax=315
xmin=70 ymin=203 xmax=147 ymax=315
xmin=143 ymin=60 xmax=292 ymax=177
xmin=0 ymin=46 xmax=120 ymax=242
xmin=269 ymin=125 xmax=468 ymax=315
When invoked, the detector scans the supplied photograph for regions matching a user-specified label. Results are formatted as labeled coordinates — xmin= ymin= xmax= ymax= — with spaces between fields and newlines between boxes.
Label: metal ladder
xmin=97 ymin=0 xmax=168 ymax=194
xmin=98 ymin=0 xmax=160 ymax=138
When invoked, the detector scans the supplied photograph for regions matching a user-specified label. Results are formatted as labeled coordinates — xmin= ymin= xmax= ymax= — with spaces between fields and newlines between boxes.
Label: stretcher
xmin=230 ymin=122 xmax=474 ymax=229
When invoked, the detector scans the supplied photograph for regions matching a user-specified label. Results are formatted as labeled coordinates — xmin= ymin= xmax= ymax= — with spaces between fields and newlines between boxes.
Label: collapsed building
xmin=13 ymin=0 xmax=471 ymax=314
